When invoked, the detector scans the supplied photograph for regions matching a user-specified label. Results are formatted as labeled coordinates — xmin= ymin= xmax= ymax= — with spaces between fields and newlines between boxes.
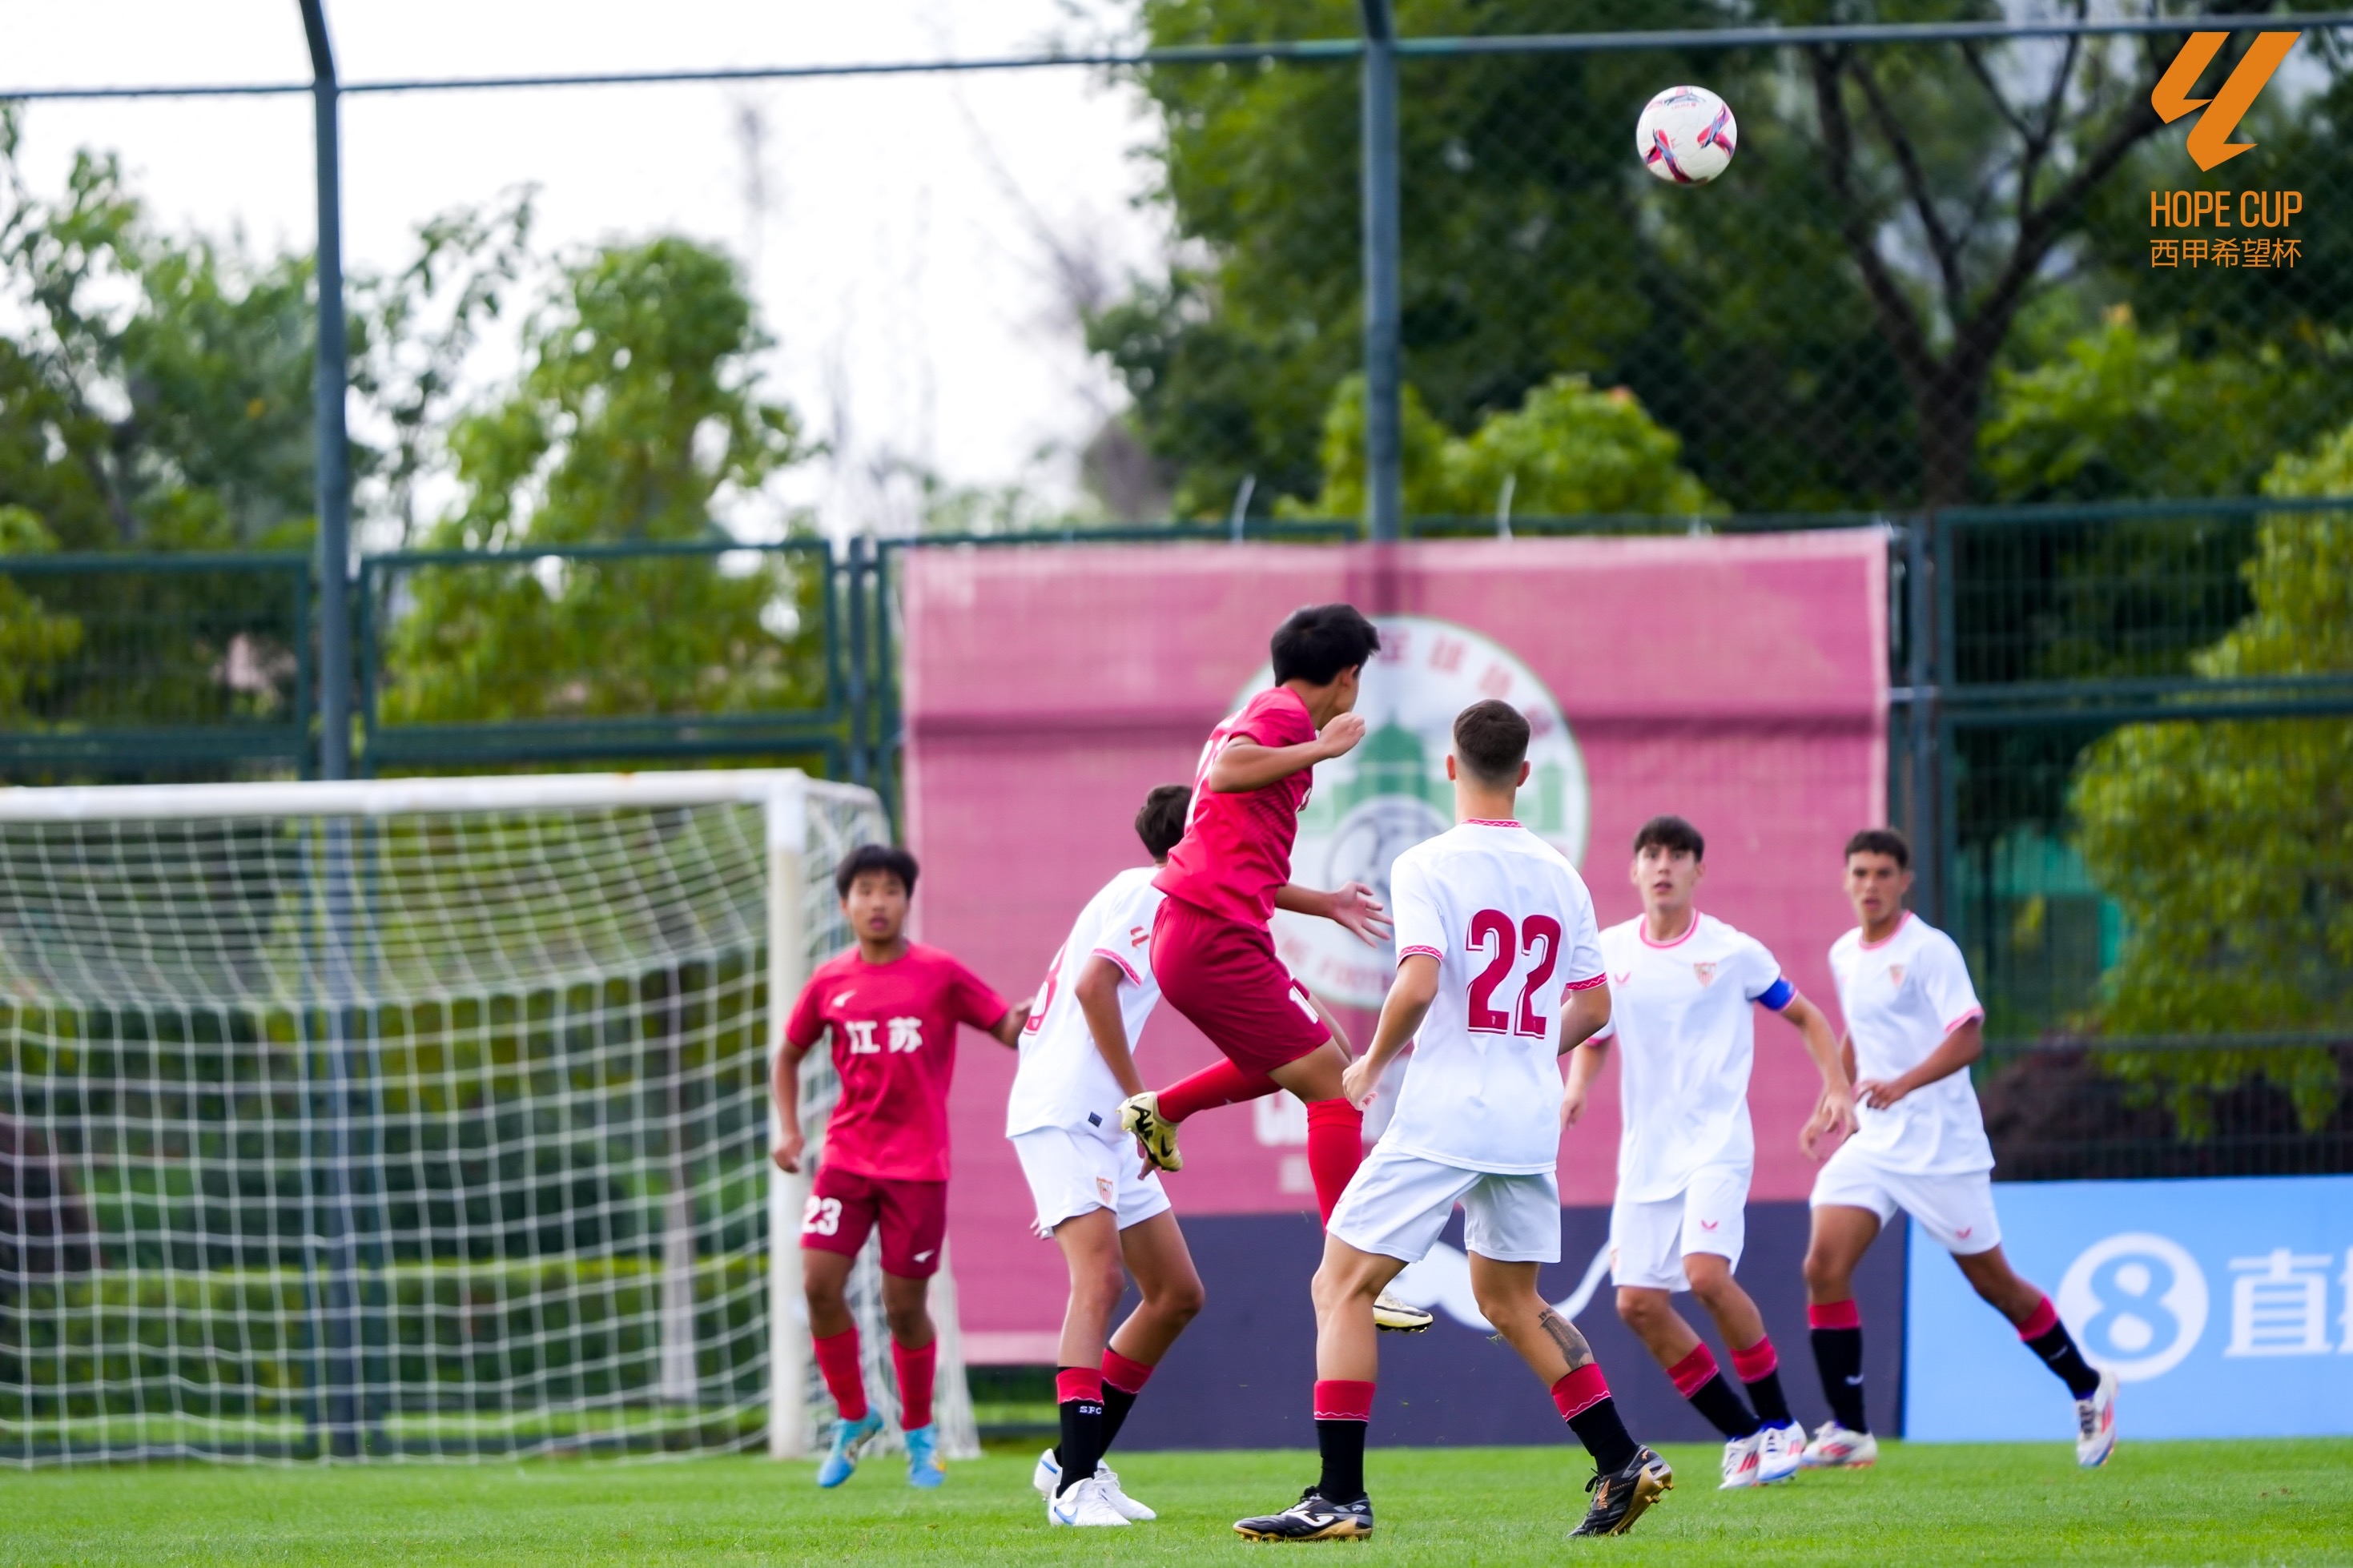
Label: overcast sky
xmin=0 ymin=1 xmax=1169 ymax=540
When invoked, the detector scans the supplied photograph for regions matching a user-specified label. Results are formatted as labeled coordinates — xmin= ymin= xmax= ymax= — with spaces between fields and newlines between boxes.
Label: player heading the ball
xmin=1008 ymin=786 xmax=1206 ymax=1528
xmin=1234 ymin=700 xmax=1672 ymax=1543
xmin=1566 ymin=814 xmax=1855 ymax=1491
xmin=1116 ymin=604 xmax=1431 ymax=1333
xmin=774 ymin=844 xmax=1031 ymax=1490
xmin=1800 ymin=828 xmax=2118 ymax=1471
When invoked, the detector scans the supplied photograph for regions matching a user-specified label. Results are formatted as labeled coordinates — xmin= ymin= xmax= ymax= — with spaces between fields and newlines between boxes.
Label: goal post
xmin=0 ymin=769 xmax=975 ymax=1465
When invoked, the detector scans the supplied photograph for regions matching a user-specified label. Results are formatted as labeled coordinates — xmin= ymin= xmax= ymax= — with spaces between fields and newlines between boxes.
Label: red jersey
xmin=784 ymin=943 xmax=1009 ymax=1182
xmin=1153 ymin=685 xmax=1317 ymax=927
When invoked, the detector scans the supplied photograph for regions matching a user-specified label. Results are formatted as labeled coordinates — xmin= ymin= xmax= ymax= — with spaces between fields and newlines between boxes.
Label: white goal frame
xmin=0 ymin=768 xmax=960 ymax=1464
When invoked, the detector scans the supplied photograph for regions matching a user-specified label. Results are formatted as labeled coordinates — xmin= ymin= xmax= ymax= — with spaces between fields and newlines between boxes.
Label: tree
xmin=382 ymin=238 xmax=820 ymax=728
xmin=1096 ymin=2 xmax=2329 ymax=517
xmin=1288 ymin=372 xmax=1722 ymax=521
xmin=2069 ymin=419 xmax=2353 ymax=1132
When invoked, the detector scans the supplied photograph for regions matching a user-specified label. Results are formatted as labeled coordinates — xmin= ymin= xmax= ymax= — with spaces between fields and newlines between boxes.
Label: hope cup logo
xmin=2057 ymin=1232 xmax=2210 ymax=1382
xmin=1243 ymin=615 xmax=1588 ymax=1010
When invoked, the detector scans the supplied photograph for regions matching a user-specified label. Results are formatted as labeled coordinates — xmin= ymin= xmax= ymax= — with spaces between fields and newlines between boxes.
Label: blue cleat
xmin=903 ymin=1421 xmax=945 ymax=1488
xmin=816 ymin=1410 xmax=884 ymax=1488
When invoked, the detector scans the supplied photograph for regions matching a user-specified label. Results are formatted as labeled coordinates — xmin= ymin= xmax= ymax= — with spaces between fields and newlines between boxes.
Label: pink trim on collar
xmin=1639 ymin=910 xmax=1701 ymax=950
xmin=1463 ymin=818 xmax=1522 ymax=828
xmin=1860 ymin=911 xmax=1913 ymax=951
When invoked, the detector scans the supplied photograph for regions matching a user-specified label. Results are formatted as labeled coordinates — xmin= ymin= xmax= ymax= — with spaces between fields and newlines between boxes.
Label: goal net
xmin=0 ymin=770 xmax=978 ymax=1465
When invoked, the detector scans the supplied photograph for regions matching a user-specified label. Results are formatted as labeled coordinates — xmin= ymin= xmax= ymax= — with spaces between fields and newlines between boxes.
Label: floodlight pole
xmin=300 ymin=0 xmax=366 ymax=1464
xmin=1359 ymin=0 xmax=1403 ymax=543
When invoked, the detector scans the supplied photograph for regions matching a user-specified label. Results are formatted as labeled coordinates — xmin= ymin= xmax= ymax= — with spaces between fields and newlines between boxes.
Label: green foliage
xmin=381 ymin=239 xmax=819 ymax=728
xmin=0 ymin=506 xmax=83 ymax=719
xmin=1288 ymin=372 xmax=1721 ymax=521
xmin=2071 ymin=421 xmax=2353 ymax=1132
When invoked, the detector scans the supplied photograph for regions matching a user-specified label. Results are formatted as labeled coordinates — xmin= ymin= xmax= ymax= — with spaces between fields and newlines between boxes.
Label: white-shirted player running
xmin=1233 ymin=701 xmax=1672 ymax=1544
xmin=1563 ymin=814 xmax=1854 ymax=1491
xmin=1007 ymin=785 xmax=1205 ymax=1528
xmin=1799 ymin=826 xmax=2118 ymax=1470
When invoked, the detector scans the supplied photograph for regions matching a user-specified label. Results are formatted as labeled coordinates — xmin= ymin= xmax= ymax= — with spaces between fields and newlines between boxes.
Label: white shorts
xmin=1610 ymin=1160 xmax=1751 ymax=1291
xmin=1010 ymin=1127 xmax=1172 ymax=1236
xmin=1809 ymin=1140 xmax=2001 ymax=1256
xmin=1327 ymin=1142 xmax=1560 ymax=1265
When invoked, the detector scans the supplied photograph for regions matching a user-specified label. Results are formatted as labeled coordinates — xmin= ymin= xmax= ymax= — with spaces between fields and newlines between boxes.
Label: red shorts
xmin=799 ymin=1165 xmax=947 ymax=1278
xmin=1150 ymin=896 xmax=1332 ymax=1075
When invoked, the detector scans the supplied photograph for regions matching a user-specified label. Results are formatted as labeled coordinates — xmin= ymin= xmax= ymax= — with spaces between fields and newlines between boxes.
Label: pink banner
xmin=900 ymin=535 xmax=1888 ymax=1356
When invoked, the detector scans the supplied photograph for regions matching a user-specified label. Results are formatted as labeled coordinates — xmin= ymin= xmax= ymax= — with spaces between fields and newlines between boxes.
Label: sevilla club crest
xmin=1692 ymin=961 xmax=1718 ymax=987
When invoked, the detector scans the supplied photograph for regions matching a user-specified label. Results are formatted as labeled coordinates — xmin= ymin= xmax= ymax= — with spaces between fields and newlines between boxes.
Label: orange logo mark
xmin=2152 ymin=31 xmax=2301 ymax=171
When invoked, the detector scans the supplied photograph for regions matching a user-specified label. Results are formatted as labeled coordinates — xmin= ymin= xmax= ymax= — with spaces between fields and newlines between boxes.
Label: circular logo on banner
xmin=1241 ymin=615 xmax=1588 ymax=1009
xmin=2057 ymin=1231 xmax=2210 ymax=1381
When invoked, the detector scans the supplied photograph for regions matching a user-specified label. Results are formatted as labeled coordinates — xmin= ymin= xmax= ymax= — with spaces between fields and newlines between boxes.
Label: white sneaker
xmin=1756 ymin=1421 xmax=1804 ymax=1484
xmin=1800 ymin=1421 xmax=1878 ymax=1469
xmin=1032 ymin=1445 xmax=1061 ymax=1499
xmin=1718 ymin=1431 xmax=1764 ymax=1489
xmin=2074 ymin=1368 xmax=2118 ymax=1469
xmin=1047 ymin=1475 xmax=1132 ymax=1527
xmin=1094 ymin=1462 xmax=1156 ymax=1521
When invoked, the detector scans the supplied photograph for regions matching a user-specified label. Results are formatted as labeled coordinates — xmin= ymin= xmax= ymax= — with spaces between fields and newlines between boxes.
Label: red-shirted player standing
xmin=774 ymin=843 xmax=1029 ymax=1490
xmin=1119 ymin=604 xmax=1428 ymax=1331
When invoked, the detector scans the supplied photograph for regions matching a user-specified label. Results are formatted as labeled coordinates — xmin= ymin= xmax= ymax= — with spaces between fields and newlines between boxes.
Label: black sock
xmin=1810 ymin=1325 xmax=1868 ymax=1433
xmin=1315 ymin=1418 xmax=1367 ymax=1503
xmin=1687 ymin=1372 xmax=1762 ymax=1440
xmin=1743 ymin=1366 xmax=1794 ymax=1427
xmin=1566 ymin=1396 xmax=1640 ymax=1474
xmin=1054 ymin=1369 xmax=1104 ymax=1496
xmin=2025 ymin=1319 xmax=2102 ymax=1399
xmin=1100 ymin=1384 xmax=1139 ymax=1451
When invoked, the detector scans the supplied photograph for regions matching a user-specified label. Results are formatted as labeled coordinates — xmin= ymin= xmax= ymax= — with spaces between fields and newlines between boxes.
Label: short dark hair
xmin=1135 ymin=784 xmax=1190 ymax=860
xmin=1844 ymin=826 xmax=1911 ymax=870
xmin=1270 ymin=603 xmax=1381 ymax=685
xmin=1451 ymin=699 xmax=1529 ymax=784
xmin=835 ymin=843 xmax=919 ymax=899
xmin=1632 ymin=814 xmax=1705 ymax=861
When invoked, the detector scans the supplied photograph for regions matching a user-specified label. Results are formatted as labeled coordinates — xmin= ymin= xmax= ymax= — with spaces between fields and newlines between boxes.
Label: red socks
xmin=1313 ymin=1378 xmax=1376 ymax=1420
xmin=1729 ymin=1336 xmax=1780 ymax=1383
xmin=1102 ymin=1349 xmax=1154 ymax=1395
xmin=1550 ymin=1364 xmax=1610 ymax=1420
xmin=1304 ymin=1098 xmax=1365 ymax=1225
xmin=1666 ymin=1343 xmax=1720 ymax=1398
xmin=2016 ymin=1295 xmax=2060 ymax=1341
xmin=813 ymin=1327 xmax=867 ymax=1421
xmin=893 ymin=1337 xmax=939 ymax=1431
xmin=1157 ymin=1057 xmax=1281 ymax=1123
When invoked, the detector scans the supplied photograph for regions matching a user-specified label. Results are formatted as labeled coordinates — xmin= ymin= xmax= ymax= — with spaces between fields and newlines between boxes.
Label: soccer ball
xmin=1635 ymin=85 xmax=1737 ymax=185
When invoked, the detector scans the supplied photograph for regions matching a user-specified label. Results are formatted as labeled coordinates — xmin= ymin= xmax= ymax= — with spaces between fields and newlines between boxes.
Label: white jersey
xmin=1380 ymin=819 xmax=1606 ymax=1175
xmin=1592 ymin=911 xmax=1794 ymax=1202
xmin=1004 ymin=866 xmax=1164 ymax=1144
xmin=1828 ymin=911 xmax=1991 ymax=1176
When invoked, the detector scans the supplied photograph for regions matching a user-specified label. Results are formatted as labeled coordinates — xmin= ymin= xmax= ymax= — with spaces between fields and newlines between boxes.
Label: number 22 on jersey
xmin=1465 ymin=909 xmax=1562 ymax=1037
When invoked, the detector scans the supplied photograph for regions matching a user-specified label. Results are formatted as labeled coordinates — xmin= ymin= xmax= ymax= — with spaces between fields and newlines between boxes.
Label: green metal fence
xmin=2 ymin=497 xmax=2351 ymax=1178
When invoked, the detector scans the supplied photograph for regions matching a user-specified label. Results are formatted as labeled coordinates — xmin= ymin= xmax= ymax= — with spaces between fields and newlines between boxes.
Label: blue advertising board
xmin=1905 ymin=1176 xmax=2353 ymax=1441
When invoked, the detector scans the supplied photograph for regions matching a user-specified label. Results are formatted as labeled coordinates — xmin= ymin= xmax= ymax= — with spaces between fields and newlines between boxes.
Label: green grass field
xmin=4 ymin=1439 xmax=2348 ymax=1566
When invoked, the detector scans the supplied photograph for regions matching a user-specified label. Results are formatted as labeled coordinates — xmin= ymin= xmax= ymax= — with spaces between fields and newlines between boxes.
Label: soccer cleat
xmin=1047 ymin=1475 xmax=1132 ymax=1527
xmin=1233 ymin=1487 xmax=1375 ymax=1542
xmin=903 ymin=1421 xmax=944 ymax=1488
xmin=815 ymin=1409 xmax=883 ymax=1488
xmin=1373 ymin=1293 xmax=1434 ymax=1333
xmin=1800 ymin=1421 xmax=1878 ymax=1469
xmin=1095 ymin=1462 xmax=1156 ymax=1522
xmin=1718 ymin=1431 xmax=1764 ymax=1490
xmin=1756 ymin=1421 xmax=1804 ymax=1485
xmin=1570 ymin=1446 xmax=1673 ymax=1537
xmin=2074 ymin=1368 xmax=2118 ymax=1469
xmin=1120 ymin=1092 xmax=1184 ymax=1172
xmin=1032 ymin=1447 xmax=1155 ymax=1521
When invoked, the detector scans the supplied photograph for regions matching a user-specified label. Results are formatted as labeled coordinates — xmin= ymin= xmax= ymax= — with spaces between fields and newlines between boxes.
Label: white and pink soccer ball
xmin=1635 ymin=85 xmax=1738 ymax=185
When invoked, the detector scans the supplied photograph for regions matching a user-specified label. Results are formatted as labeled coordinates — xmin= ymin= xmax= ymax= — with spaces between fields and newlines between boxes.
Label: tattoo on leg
xmin=1536 ymin=1308 xmax=1595 ymax=1371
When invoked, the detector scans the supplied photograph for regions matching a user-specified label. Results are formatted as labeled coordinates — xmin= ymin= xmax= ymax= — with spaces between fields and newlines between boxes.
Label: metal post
xmin=300 ymin=0 xmax=365 ymax=1459
xmin=765 ymin=779 xmax=812 ymax=1459
xmin=1905 ymin=515 xmax=1938 ymax=925
xmin=1358 ymin=0 xmax=1403 ymax=543
xmin=302 ymin=0 xmax=352 ymax=783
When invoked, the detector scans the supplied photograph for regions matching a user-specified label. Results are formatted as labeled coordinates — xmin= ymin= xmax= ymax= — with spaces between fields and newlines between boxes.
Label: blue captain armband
xmin=1755 ymin=976 xmax=1796 ymax=1011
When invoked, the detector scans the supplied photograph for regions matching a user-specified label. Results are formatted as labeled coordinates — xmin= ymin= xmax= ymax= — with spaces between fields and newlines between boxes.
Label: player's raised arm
xmin=1206 ymin=714 xmax=1367 ymax=792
